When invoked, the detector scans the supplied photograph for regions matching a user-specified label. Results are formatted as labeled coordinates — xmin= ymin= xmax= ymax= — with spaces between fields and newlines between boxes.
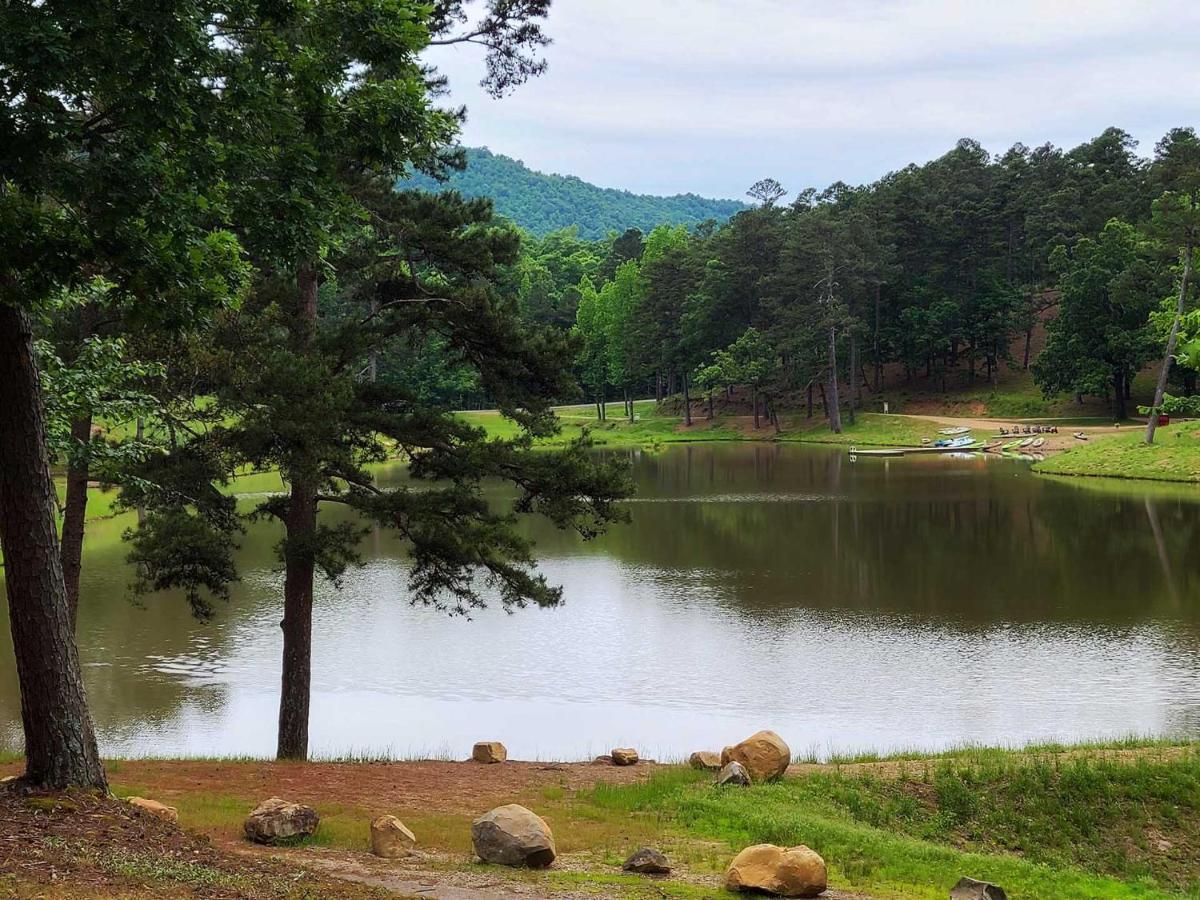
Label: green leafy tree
xmin=1033 ymin=220 xmax=1162 ymax=418
xmin=571 ymin=275 xmax=610 ymax=417
xmin=1142 ymin=129 xmax=1200 ymax=443
xmin=0 ymin=0 xmax=249 ymax=790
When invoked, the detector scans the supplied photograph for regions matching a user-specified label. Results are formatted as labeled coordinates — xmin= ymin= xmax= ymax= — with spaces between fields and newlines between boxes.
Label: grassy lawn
xmin=585 ymin=745 xmax=1200 ymax=899
xmin=1034 ymin=424 xmax=1200 ymax=483
xmin=461 ymin=406 xmax=947 ymax=450
xmin=780 ymin=413 xmax=941 ymax=447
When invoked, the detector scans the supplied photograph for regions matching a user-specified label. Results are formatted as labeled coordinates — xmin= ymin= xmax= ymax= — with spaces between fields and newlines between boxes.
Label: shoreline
xmin=3 ymin=738 xmax=1196 ymax=899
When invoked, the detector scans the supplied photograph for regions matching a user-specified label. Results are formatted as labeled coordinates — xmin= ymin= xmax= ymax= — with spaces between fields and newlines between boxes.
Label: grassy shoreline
xmin=1033 ymin=424 xmax=1200 ymax=483
xmin=4 ymin=739 xmax=1198 ymax=898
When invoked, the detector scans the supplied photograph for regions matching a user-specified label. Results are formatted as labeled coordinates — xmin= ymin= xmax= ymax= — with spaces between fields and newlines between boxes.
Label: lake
xmin=3 ymin=442 xmax=1200 ymax=761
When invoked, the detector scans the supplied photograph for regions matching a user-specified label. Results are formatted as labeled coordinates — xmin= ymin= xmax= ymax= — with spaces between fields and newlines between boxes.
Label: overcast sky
xmin=424 ymin=0 xmax=1200 ymax=201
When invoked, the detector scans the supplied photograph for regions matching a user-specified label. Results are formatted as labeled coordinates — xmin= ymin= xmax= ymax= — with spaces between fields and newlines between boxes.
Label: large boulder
xmin=127 ymin=796 xmax=178 ymax=823
xmin=471 ymin=804 xmax=556 ymax=868
xmin=951 ymin=877 xmax=1007 ymax=900
xmin=243 ymin=798 xmax=319 ymax=844
xmin=720 ymin=730 xmax=791 ymax=782
xmin=472 ymin=741 xmax=507 ymax=764
xmin=622 ymin=847 xmax=671 ymax=875
xmin=611 ymin=747 xmax=639 ymax=766
xmin=724 ymin=844 xmax=827 ymax=897
xmin=689 ymin=751 xmax=722 ymax=771
xmin=371 ymin=815 xmax=416 ymax=858
xmin=716 ymin=761 xmax=752 ymax=786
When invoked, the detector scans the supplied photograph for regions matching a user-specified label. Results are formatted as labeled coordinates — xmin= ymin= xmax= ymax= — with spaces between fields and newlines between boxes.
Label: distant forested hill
xmin=401 ymin=148 xmax=746 ymax=239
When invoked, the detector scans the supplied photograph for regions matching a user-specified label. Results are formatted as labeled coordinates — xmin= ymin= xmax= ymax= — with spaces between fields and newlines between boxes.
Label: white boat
xmin=937 ymin=426 xmax=971 ymax=436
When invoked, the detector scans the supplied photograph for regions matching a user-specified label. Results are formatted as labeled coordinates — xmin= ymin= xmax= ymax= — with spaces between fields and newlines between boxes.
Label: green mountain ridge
xmin=401 ymin=147 xmax=746 ymax=239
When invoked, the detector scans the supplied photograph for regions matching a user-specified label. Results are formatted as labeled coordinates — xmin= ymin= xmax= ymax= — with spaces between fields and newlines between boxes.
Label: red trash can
xmin=1158 ymin=414 xmax=1171 ymax=426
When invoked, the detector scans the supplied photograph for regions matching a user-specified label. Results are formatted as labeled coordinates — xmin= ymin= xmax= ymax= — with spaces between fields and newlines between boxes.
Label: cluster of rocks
xmin=117 ymin=733 xmax=1007 ymax=899
xmin=690 ymin=729 xmax=792 ymax=787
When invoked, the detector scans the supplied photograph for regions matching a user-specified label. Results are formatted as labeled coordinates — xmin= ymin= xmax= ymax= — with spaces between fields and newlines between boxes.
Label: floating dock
xmin=849 ymin=442 xmax=988 ymax=457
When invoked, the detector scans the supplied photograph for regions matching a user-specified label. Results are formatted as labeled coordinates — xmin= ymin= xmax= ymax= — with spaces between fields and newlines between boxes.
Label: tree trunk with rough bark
xmin=1146 ymin=244 xmax=1193 ymax=445
xmin=277 ymin=477 xmax=316 ymax=760
xmin=276 ymin=262 xmax=320 ymax=761
xmin=681 ymin=371 xmax=692 ymax=426
xmin=0 ymin=303 xmax=107 ymax=790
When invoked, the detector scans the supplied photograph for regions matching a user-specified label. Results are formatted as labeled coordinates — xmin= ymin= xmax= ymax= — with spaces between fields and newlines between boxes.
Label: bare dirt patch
xmin=102 ymin=758 xmax=664 ymax=815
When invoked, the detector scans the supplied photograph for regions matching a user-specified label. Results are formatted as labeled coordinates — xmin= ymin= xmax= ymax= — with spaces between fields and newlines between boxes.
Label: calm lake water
xmin=4 ymin=443 xmax=1200 ymax=761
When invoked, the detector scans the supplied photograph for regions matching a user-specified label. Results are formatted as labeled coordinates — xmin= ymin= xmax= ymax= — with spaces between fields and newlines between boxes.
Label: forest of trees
xmin=1 ymin=0 xmax=632 ymax=789
xmin=495 ymin=128 xmax=1199 ymax=431
xmin=401 ymin=147 xmax=747 ymax=238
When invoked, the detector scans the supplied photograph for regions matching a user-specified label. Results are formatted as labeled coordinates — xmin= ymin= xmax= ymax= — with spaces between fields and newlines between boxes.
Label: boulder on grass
xmin=471 ymin=804 xmax=556 ymax=868
xmin=244 ymin=798 xmax=319 ymax=844
xmin=720 ymin=730 xmax=791 ymax=782
xmin=127 ymin=796 xmax=178 ymax=822
xmin=951 ymin=877 xmax=1007 ymax=900
xmin=724 ymin=844 xmax=827 ymax=897
xmin=371 ymin=815 xmax=416 ymax=858
xmin=622 ymin=847 xmax=671 ymax=875
xmin=472 ymin=741 xmax=507 ymax=764
xmin=611 ymin=747 xmax=639 ymax=766
xmin=716 ymin=761 xmax=752 ymax=786
xmin=689 ymin=751 xmax=722 ymax=771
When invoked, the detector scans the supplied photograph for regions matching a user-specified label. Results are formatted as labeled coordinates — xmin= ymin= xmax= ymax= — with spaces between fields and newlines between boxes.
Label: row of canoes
xmin=1000 ymin=437 xmax=1045 ymax=450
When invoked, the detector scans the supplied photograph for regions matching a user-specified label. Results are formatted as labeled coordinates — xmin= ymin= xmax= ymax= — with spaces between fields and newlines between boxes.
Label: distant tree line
xmin=508 ymin=128 xmax=1200 ymax=432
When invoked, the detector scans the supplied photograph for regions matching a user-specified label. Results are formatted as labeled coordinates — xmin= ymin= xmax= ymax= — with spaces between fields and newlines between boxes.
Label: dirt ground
xmin=901 ymin=412 xmax=1128 ymax=452
xmin=0 ymin=760 xmax=879 ymax=899
xmin=93 ymin=758 xmax=664 ymax=814
xmin=0 ymin=787 xmax=389 ymax=899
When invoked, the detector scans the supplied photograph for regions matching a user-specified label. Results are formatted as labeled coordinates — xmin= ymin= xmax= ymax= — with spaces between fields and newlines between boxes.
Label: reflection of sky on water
xmin=3 ymin=443 xmax=1200 ymax=760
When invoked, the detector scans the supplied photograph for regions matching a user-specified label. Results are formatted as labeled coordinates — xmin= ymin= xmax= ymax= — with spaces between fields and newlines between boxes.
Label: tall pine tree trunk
xmin=276 ymin=263 xmax=320 ymax=761
xmin=827 ymin=325 xmax=843 ymax=434
xmin=847 ymin=330 xmax=858 ymax=426
xmin=873 ymin=283 xmax=882 ymax=391
xmin=1146 ymin=243 xmax=1193 ymax=445
xmin=682 ymin=371 xmax=692 ymax=426
xmin=277 ymin=478 xmax=316 ymax=760
xmin=61 ymin=413 xmax=92 ymax=626
xmin=0 ymin=302 xmax=106 ymax=790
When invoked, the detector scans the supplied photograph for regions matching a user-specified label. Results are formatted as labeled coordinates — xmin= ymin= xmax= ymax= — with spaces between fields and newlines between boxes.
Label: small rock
xmin=592 ymin=754 xmax=613 ymax=765
xmin=471 ymin=804 xmax=556 ymax=868
xmin=127 ymin=796 xmax=178 ymax=822
xmin=611 ymin=747 xmax=639 ymax=766
xmin=720 ymin=730 xmax=791 ymax=782
xmin=951 ymin=877 xmax=1007 ymax=900
xmin=371 ymin=814 xmax=416 ymax=858
xmin=689 ymin=750 xmax=722 ymax=770
xmin=243 ymin=798 xmax=319 ymax=844
xmin=622 ymin=846 xmax=671 ymax=875
xmin=725 ymin=843 xmax=827 ymax=897
xmin=472 ymin=741 xmax=507 ymax=764
xmin=716 ymin=761 xmax=752 ymax=786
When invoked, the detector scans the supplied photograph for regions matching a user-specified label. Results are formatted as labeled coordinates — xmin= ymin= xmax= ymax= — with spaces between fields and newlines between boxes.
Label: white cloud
xmin=424 ymin=1 xmax=1200 ymax=198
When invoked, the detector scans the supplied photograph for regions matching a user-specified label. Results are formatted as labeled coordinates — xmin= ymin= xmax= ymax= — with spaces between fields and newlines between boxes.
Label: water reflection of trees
xmin=5 ymin=444 xmax=1200 ymax=752
xmin=526 ymin=444 xmax=1200 ymax=628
